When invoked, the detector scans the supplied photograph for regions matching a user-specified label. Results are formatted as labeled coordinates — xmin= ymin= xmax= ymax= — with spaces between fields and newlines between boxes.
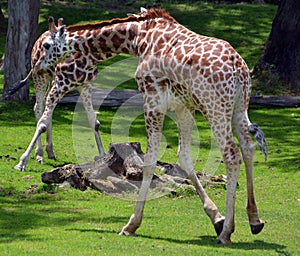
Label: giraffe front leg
xmin=15 ymin=81 xmax=62 ymax=171
xmin=14 ymin=123 xmax=47 ymax=171
xmin=120 ymin=103 xmax=164 ymax=236
xmin=119 ymin=161 xmax=156 ymax=236
xmin=15 ymin=109 xmax=54 ymax=171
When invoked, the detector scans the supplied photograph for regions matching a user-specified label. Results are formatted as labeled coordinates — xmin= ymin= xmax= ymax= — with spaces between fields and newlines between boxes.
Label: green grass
xmin=0 ymin=100 xmax=299 ymax=255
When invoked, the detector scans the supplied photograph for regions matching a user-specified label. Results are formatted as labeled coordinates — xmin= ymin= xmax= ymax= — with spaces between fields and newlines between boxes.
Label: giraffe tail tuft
xmin=248 ymin=123 xmax=268 ymax=161
xmin=1 ymin=69 xmax=32 ymax=101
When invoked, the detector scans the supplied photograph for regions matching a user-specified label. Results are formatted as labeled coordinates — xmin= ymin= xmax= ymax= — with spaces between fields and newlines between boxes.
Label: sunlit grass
xmin=0 ymin=99 xmax=299 ymax=255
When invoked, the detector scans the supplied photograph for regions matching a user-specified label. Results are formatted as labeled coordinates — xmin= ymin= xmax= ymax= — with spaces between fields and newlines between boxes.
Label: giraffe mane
xmin=142 ymin=8 xmax=177 ymax=22
xmin=65 ymin=8 xmax=177 ymax=33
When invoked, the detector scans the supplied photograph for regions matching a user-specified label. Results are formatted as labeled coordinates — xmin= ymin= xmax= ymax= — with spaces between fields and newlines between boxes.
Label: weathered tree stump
xmin=42 ymin=142 xmax=227 ymax=197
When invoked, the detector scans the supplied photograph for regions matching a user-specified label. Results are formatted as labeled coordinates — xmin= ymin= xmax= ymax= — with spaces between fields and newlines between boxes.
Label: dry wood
xmin=42 ymin=142 xmax=227 ymax=196
xmin=60 ymin=88 xmax=300 ymax=107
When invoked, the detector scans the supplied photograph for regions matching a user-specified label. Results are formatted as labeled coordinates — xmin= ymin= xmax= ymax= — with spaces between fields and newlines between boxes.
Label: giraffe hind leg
xmin=233 ymin=112 xmax=264 ymax=235
xmin=46 ymin=120 xmax=56 ymax=160
xmin=208 ymin=114 xmax=242 ymax=244
xmin=33 ymin=88 xmax=46 ymax=164
xmin=80 ymin=84 xmax=106 ymax=159
xmin=175 ymin=106 xmax=225 ymax=236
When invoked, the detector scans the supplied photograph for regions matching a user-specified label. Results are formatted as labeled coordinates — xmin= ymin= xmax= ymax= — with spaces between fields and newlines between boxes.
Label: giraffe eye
xmin=43 ymin=42 xmax=51 ymax=50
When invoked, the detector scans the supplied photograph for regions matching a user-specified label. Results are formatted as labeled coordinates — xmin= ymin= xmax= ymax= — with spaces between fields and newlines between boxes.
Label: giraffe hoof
xmin=217 ymin=238 xmax=232 ymax=245
xmin=250 ymin=222 xmax=264 ymax=235
xmin=36 ymin=155 xmax=44 ymax=164
xmin=46 ymin=152 xmax=56 ymax=160
xmin=214 ymin=219 xmax=225 ymax=236
xmin=14 ymin=164 xmax=25 ymax=172
xmin=48 ymin=155 xmax=56 ymax=160
xmin=94 ymin=154 xmax=106 ymax=161
xmin=118 ymin=230 xmax=136 ymax=236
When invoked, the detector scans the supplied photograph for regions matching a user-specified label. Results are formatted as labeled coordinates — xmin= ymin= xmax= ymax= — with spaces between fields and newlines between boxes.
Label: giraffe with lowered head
xmin=14 ymin=17 xmax=117 ymax=171
xmin=30 ymin=8 xmax=267 ymax=244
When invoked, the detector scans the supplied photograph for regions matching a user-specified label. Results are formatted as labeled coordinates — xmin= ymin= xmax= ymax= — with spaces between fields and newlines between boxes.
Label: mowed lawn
xmin=0 ymin=2 xmax=299 ymax=256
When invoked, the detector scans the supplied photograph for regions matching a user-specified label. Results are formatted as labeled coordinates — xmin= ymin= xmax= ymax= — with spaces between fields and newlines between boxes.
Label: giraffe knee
xmin=224 ymin=146 xmax=242 ymax=166
xmin=177 ymin=149 xmax=193 ymax=175
xmin=95 ymin=120 xmax=100 ymax=131
xmin=36 ymin=121 xmax=47 ymax=133
xmin=178 ymin=150 xmax=187 ymax=167
xmin=39 ymin=124 xmax=47 ymax=133
xmin=242 ymin=142 xmax=256 ymax=163
xmin=249 ymin=142 xmax=256 ymax=153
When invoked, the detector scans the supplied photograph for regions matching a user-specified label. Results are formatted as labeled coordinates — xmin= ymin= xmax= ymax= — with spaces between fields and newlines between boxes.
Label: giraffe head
xmin=33 ymin=17 xmax=73 ymax=72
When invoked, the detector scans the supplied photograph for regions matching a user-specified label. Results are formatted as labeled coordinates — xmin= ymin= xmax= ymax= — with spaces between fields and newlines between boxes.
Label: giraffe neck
xmin=56 ymin=10 xmax=179 ymax=60
xmin=67 ymin=22 xmax=139 ymax=57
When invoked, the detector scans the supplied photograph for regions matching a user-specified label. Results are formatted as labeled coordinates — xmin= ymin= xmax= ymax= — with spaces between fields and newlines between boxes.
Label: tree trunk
xmin=0 ymin=6 xmax=7 ymax=70
xmin=0 ymin=6 xmax=7 ymax=37
xmin=3 ymin=0 xmax=40 ymax=101
xmin=252 ymin=0 xmax=300 ymax=95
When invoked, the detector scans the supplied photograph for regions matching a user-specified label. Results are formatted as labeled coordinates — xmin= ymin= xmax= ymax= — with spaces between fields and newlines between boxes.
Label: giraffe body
xmin=14 ymin=18 xmax=116 ymax=171
xmin=34 ymin=9 xmax=267 ymax=244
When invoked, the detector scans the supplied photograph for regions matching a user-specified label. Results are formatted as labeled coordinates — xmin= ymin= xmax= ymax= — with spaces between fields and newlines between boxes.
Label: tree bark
xmin=0 ymin=6 xmax=7 ymax=37
xmin=252 ymin=0 xmax=300 ymax=95
xmin=3 ymin=0 xmax=40 ymax=101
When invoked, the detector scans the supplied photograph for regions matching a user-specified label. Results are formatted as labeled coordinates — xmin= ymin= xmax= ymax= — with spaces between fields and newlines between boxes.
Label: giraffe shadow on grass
xmin=71 ymin=227 xmax=287 ymax=253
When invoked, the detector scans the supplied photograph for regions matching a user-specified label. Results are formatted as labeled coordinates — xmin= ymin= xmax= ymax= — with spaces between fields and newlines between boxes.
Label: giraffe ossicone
xmin=30 ymin=8 xmax=268 ymax=244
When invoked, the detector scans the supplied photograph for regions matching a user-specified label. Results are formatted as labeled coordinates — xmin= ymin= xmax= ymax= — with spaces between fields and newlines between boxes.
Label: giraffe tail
xmin=2 ymin=69 xmax=33 ymax=100
xmin=248 ymin=123 xmax=268 ymax=161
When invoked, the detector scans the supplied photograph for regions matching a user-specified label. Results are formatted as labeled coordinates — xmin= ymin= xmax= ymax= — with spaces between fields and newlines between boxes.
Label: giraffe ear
xmin=58 ymin=18 xmax=64 ymax=27
xmin=140 ymin=7 xmax=147 ymax=13
xmin=58 ymin=25 xmax=66 ymax=38
xmin=48 ymin=16 xmax=57 ymax=33
xmin=48 ymin=16 xmax=54 ymax=23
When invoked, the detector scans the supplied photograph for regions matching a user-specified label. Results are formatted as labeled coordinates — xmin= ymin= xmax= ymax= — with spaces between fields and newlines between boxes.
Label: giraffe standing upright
xmin=14 ymin=17 xmax=117 ymax=171
xmin=32 ymin=8 xmax=267 ymax=244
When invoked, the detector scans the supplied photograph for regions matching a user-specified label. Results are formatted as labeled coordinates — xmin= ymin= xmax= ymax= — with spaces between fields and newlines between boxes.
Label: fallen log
xmin=60 ymin=88 xmax=143 ymax=106
xmin=250 ymin=94 xmax=300 ymax=107
xmin=59 ymin=88 xmax=300 ymax=107
xmin=41 ymin=142 xmax=227 ymax=197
